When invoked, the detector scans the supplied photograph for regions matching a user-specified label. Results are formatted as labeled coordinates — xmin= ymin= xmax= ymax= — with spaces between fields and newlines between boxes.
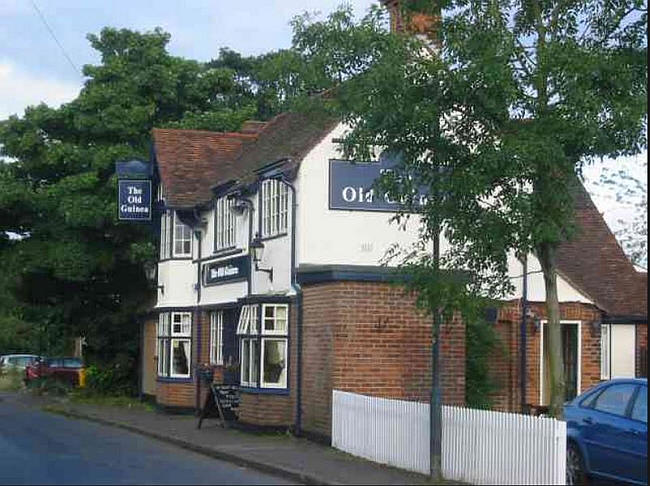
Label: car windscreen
xmin=63 ymin=358 xmax=83 ymax=368
xmin=48 ymin=359 xmax=63 ymax=367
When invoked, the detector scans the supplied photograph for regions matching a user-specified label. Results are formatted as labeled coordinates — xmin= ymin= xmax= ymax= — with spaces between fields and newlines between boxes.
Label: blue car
xmin=564 ymin=378 xmax=647 ymax=485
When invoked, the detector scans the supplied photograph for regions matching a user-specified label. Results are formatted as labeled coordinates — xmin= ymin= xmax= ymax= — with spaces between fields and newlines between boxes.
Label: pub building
xmin=139 ymin=1 xmax=647 ymax=440
xmin=139 ymin=110 xmax=646 ymax=439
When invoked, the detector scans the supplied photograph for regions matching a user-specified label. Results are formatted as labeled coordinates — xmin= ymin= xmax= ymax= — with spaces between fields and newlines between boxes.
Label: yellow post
xmin=78 ymin=368 xmax=86 ymax=388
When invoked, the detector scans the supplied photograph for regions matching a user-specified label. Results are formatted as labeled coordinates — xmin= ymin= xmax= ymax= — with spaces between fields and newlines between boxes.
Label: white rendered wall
xmin=505 ymin=252 xmax=594 ymax=304
xmin=156 ymin=259 xmax=196 ymax=308
xmin=296 ymin=122 xmax=592 ymax=306
xmin=296 ymin=123 xmax=438 ymax=267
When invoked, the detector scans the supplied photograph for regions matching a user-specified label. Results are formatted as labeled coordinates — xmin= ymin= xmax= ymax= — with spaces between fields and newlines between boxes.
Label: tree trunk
xmin=538 ymin=241 xmax=565 ymax=419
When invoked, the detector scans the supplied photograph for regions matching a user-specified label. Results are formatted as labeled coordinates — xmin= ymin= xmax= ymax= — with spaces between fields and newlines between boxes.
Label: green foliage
xmin=465 ymin=317 xmax=503 ymax=410
xmin=0 ymin=27 xmax=290 ymax=383
xmin=0 ymin=366 xmax=24 ymax=392
xmin=27 ymin=376 xmax=73 ymax=396
xmin=292 ymin=1 xmax=646 ymax=416
xmin=85 ymin=362 xmax=137 ymax=396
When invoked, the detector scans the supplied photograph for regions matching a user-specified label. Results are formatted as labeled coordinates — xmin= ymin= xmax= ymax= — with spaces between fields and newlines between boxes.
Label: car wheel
xmin=566 ymin=442 xmax=587 ymax=485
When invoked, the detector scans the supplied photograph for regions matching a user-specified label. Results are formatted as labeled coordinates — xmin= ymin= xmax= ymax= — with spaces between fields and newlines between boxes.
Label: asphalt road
xmin=0 ymin=393 xmax=294 ymax=485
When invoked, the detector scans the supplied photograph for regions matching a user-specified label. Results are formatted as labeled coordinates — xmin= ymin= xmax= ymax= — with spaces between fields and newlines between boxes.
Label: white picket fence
xmin=331 ymin=390 xmax=566 ymax=485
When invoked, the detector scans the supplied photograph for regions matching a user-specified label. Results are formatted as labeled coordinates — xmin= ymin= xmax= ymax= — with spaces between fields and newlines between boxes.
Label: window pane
xmin=262 ymin=339 xmax=286 ymax=387
xmin=241 ymin=340 xmax=250 ymax=384
xmin=171 ymin=339 xmax=190 ymax=376
xmin=631 ymin=387 xmax=647 ymax=423
xmin=250 ymin=305 xmax=259 ymax=334
xmin=263 ymin=305 xmax=287 ymax=334
xmin=251 ymin=339 xmax=259 ymax=385
xmin=593 ymin=384 xmax=636 ymax=416
xmin=237 ymin=306 xmax=249 ymax=335
xmin=600 ymin=324 xmax=610 ymax=380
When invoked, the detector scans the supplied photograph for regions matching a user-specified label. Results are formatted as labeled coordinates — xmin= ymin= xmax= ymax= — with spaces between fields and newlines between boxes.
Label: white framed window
xmin=237 ymin=303 xmax=288 ymax=389
xmin=261 ymin=338 xmax=288 ymax=388
xmin=261 ymin=179 xmax=288 ymax=238
xmin=240 ymin=338 xmax=259 ymax=387
xmin=157 ymin=313 xmax=170 ymax=377
xmin=157 ymin=312 xmax=191 ymax=378
xmin=160 ymin=210 xmax=172 ymax=259
xmin=262 ymin=304 xmax=288 ymax=335
xmin=214 ymin=196 xmax=236 ymax=251
xmin=601 ymin=324 xmax=611 ymax=380
xmin=173 ymin=212 xmax=192 ymax=257
xmin=210 ymin=311 xmax=224 ymax=365
xmin=236 ymin=305 xmax=259 ymax=335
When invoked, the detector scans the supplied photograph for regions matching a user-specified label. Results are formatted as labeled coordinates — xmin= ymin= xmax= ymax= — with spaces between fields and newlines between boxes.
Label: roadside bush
xmin=466 ymin=317 xmax=504 ymax=410
xmin=27 ymin=376 xmax=73 ymax=396
xmin=0 ymin=367 xmax=23 ymax=392
xmin=85 ymin=363 xmax=137 ymax=396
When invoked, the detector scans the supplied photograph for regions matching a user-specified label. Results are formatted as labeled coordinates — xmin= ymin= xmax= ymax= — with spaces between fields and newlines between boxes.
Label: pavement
xmin=8 ymin=391 xmax=436 ymax=485
xmin=0 ymin=392 xmax=292 ymax=485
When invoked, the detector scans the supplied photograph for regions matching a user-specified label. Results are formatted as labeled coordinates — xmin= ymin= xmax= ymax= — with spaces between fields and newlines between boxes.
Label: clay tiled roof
xmin=152 ymin=112 xmax=337 ymax=208
xmin=556 ymin=184 xmax=647 ymax=319
xmin=153 ymin=128 xmax=258 ymax=208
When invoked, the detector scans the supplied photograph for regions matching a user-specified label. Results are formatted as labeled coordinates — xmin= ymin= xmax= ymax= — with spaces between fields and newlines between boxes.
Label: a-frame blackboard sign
xmin=197 ymin=384 xmax=240 ymax=429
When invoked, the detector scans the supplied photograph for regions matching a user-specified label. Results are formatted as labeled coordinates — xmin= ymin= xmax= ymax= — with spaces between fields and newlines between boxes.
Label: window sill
xmin=156 ymin=376 xmax=193 ymax=383
xmin=259 ymin=232 xmax=288 ymax=243
xmin=239 ymin=387 xmax=290 ymax=395
xmin=159 ymin=257 xmax=193 ymax=263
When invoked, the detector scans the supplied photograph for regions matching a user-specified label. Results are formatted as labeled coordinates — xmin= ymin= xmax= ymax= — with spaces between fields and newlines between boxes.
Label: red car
xmin=25 ymin=357 xmax=86 ymax=387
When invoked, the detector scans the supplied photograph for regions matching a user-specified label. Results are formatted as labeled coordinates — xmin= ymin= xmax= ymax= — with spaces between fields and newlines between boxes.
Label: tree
xmin=0 ymin=28 xmax=263 ymax=386
xmin=594 ymin=158 xmax=647 ymax=268
xmin=290 ymin=0 xmax=647 ymax=421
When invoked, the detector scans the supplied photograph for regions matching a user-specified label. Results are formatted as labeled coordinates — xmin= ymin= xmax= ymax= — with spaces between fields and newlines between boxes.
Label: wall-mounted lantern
xmin=250 ymin=236 xmax=273 ymax=281
xmin=144 ymin=261 xmax=164 ymax=294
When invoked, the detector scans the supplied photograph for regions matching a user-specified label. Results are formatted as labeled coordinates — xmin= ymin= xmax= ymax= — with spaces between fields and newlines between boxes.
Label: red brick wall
xmin=637 ymin=324 xmax=647 ymax=377
xmin=156 ymin=381 xmax=195 ymax=408
xmin=490 ymin=301 xmax=602 ymax=412
xmin=301 ymin=281 xmax=466 ymax=438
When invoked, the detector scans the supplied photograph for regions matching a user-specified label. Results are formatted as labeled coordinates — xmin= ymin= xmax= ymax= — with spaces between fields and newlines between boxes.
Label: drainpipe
xmin=274 ymin=174 xmax=303 ymax=436
xmin=520 ymin=255 xmax=528 ymax=413
xmin=194 ymin=219 xmax=203 ymax=414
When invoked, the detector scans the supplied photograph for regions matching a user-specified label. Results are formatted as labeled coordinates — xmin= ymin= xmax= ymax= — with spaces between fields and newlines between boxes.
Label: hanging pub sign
xmin=116 ymin=158 xmax=152 ymax=222
xmin=204 ymin=255 xmax=250 ymax=285
xmin=118 ymin=180 xmax=152 ymax=221
xmin=329 ymin=152 xmax=429 ymax=212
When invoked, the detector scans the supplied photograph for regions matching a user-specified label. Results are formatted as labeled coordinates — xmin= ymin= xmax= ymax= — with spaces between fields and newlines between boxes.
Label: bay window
xmin=214 ymin=196 xmax=237 ymax=251
xmin=237 ymin=303 xmax=288 ymax=389
xmin=261 ymin=179 xmax=288 ymax=238
xmin=157 ymin=312 xmax=191 ymax=378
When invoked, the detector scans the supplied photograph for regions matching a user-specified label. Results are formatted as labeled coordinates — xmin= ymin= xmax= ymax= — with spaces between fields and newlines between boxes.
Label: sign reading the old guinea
xmin=329 ymin=156 xmax=429 ymax=212
xmin=118 ymin=179 xmax=152 ymax=221
xmin=204 ymin=255 xmax=250 ymax=285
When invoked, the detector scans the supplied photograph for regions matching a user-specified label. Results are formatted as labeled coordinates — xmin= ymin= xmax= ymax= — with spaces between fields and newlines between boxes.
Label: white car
xmin=0 ymin=354 xmax=41 ymax=371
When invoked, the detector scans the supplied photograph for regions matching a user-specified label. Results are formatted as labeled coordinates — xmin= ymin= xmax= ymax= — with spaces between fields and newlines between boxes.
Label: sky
xmin=0 ymin=0 xmax=646 ymax=257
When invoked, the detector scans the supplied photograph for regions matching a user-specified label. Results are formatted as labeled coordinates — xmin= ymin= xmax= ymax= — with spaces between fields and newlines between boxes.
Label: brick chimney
xmin=381 ymin=0 xmax=441 ymax=45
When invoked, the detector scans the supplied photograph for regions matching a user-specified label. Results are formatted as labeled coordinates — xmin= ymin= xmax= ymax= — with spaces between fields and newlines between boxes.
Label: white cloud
xmin=0 ymin=60 xmax=82 ymax=120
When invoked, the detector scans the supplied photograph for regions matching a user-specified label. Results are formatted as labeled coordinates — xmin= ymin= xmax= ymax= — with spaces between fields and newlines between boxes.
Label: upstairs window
xmin=214 ymin=196 xmax=236 ymax=251
xmin=261 ymin=179 xmax=288 ymax=238
xmin=160 ymin=210 xmax=172 ymax=259
xmin=173 ymin=213 xmax=192 ymax=257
